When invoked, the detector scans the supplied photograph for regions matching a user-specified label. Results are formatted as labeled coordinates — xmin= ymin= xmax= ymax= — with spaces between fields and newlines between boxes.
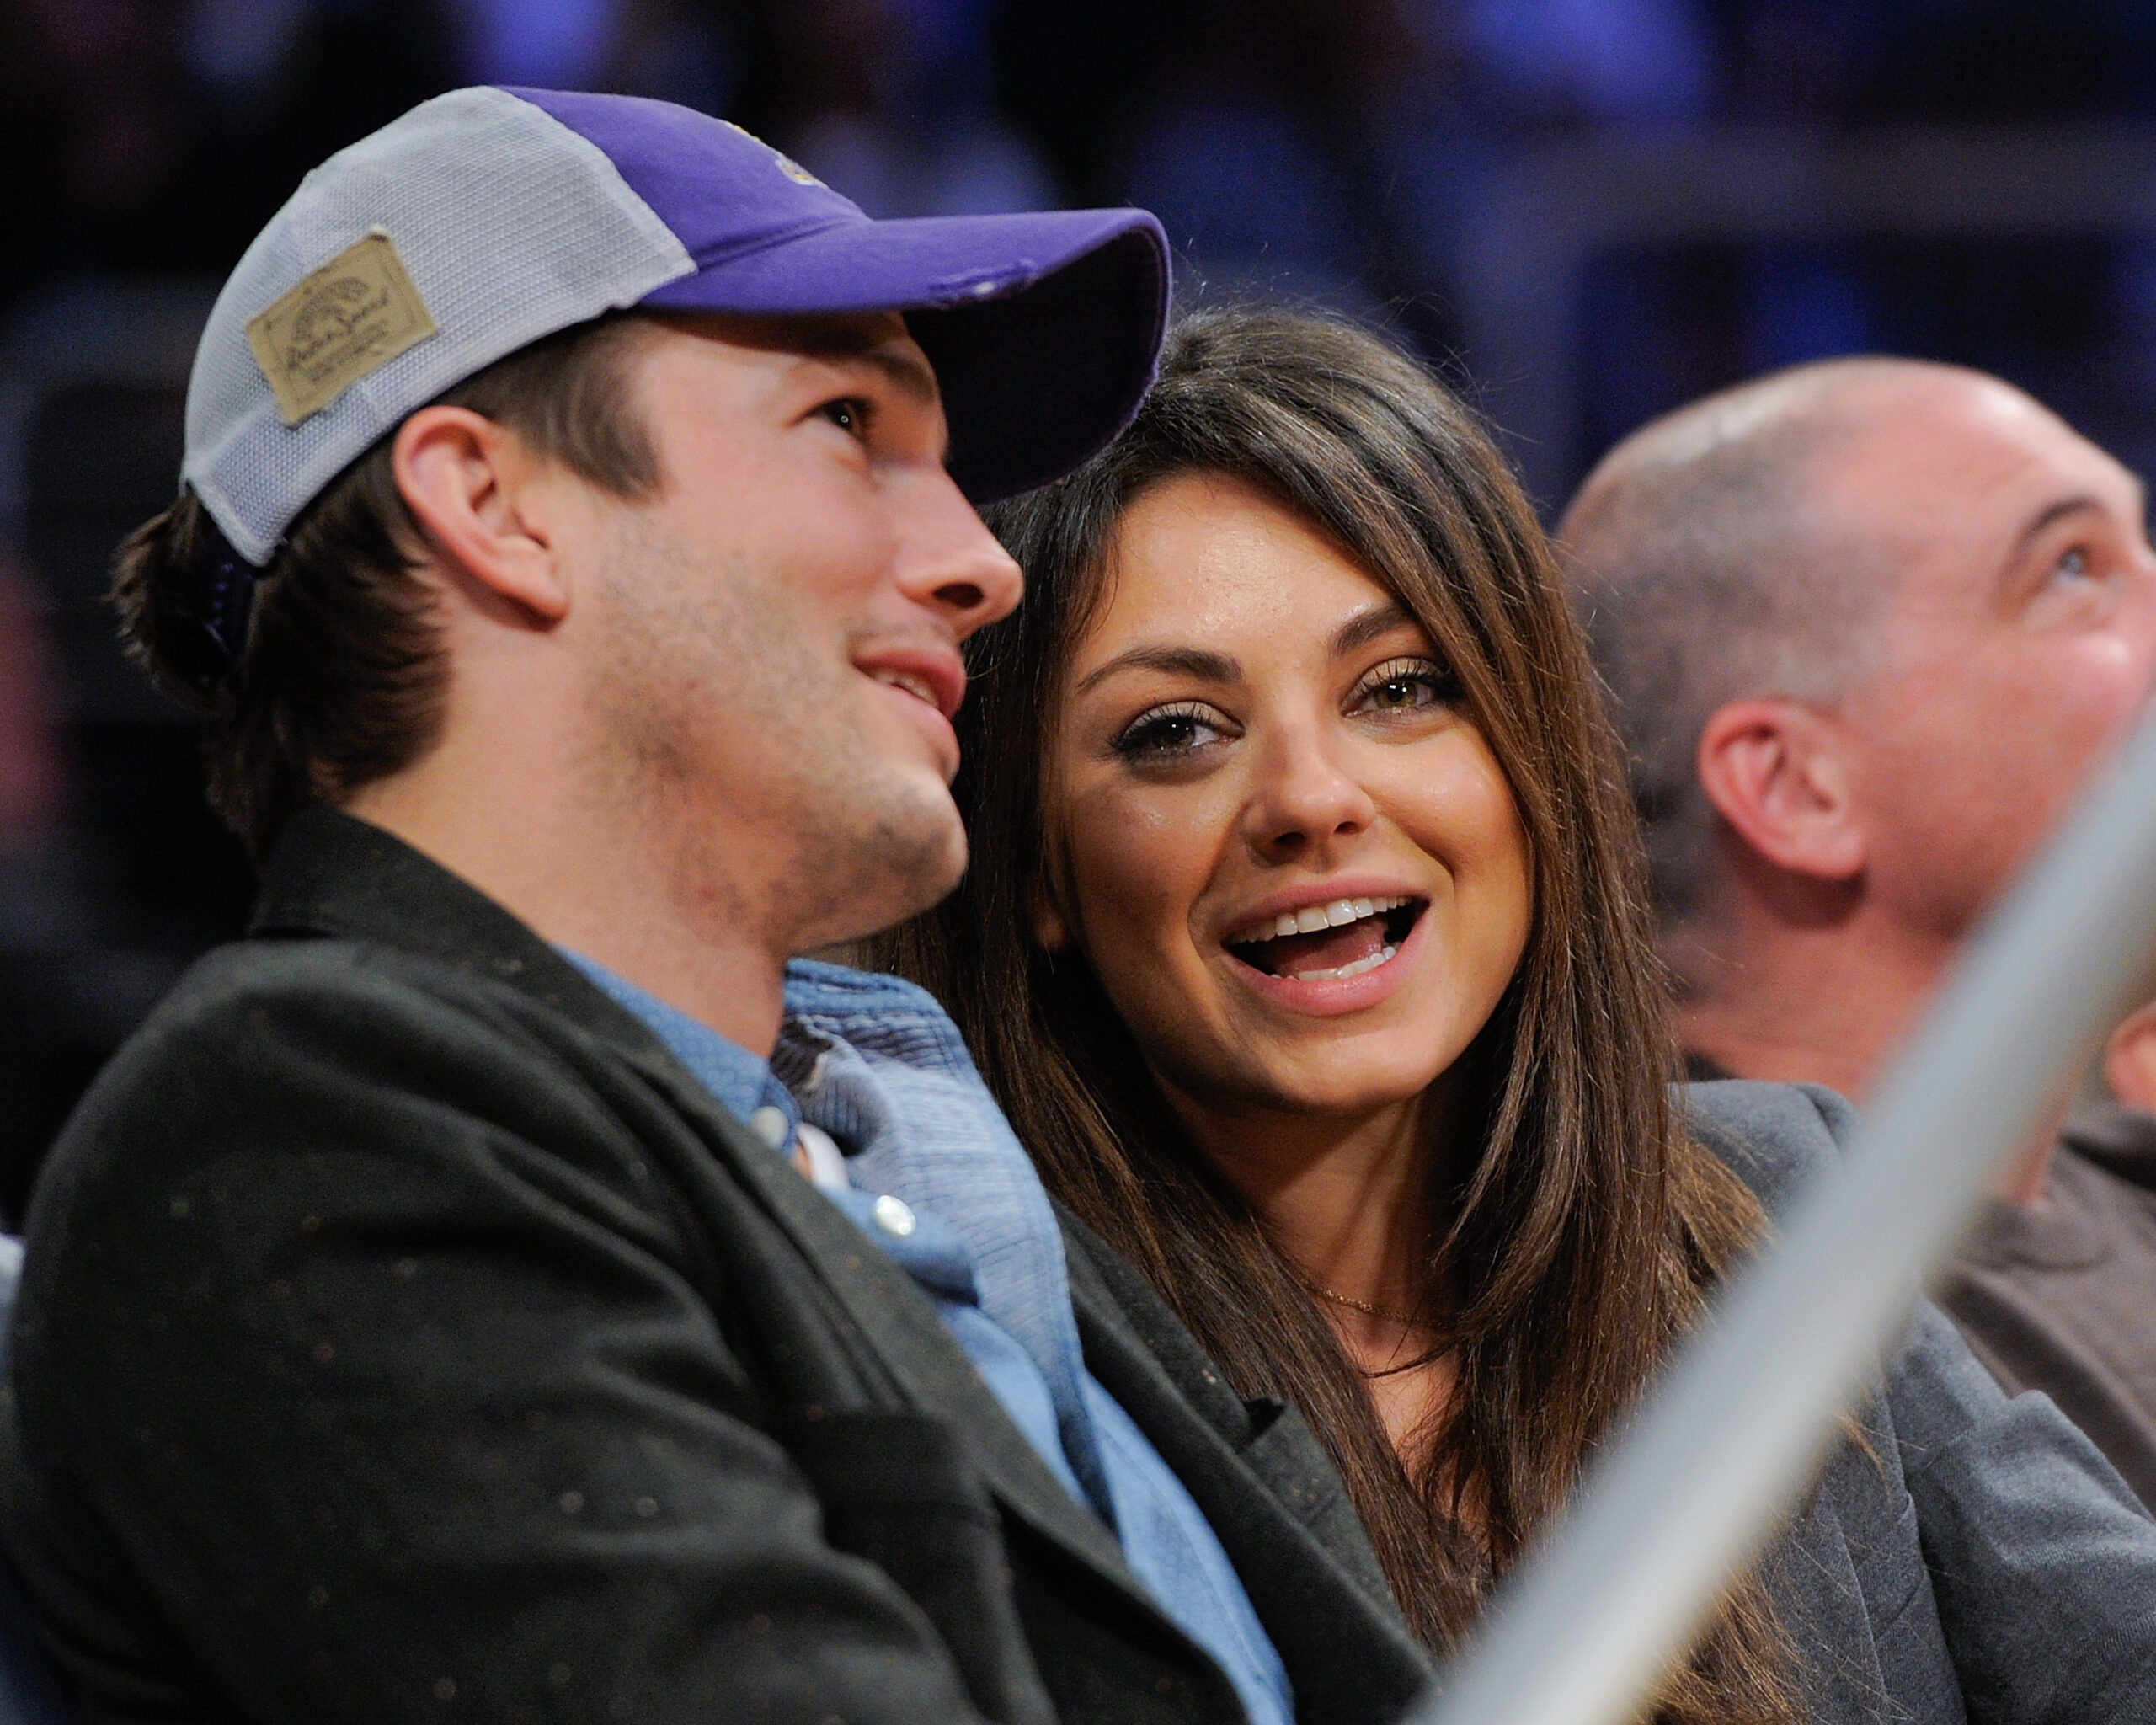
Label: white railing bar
xmin=1413 ymin=708 xmax=2156 ymax=1725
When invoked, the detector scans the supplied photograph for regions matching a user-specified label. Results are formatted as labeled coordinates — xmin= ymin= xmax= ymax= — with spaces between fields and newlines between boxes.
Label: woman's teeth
xmin=1236 ymin=894 xmax=1412 ymax=944
xmin=1224 ymin=894 xmax=1417 ymax=982
xmin=1298 ymin=943 xmax=1400 ymax=982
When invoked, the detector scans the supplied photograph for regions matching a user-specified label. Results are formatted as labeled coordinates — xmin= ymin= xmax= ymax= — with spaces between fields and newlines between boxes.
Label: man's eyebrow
xmin=800 ymin=329 xmax=940 ymax=409
xmin=2013 ymin=494 xmax=2111 ymax=550
xmin=1075 ymin=644 xmax=1242 ymax=697
xmin=1331 ymin=601 xmax=1418 ymax=658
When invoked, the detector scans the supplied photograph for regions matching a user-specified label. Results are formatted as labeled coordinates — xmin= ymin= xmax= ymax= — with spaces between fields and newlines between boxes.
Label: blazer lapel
xmin=248 ymin=809 xmax=1186 ymax=1633
xmin=612 ymin=1045 xmax=1141 ymax=1584
xmin=1060 ymin=1211 xmax=1436 ymax=1725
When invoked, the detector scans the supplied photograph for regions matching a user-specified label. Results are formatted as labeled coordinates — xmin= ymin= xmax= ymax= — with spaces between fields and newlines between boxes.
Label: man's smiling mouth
xmin=871 ymin=668 xmax=939 ymax=706
xmin=857 ymin=647 xmax=967 ymax=722
xmin=1225 ymin=895 xmax=1425 ymax=982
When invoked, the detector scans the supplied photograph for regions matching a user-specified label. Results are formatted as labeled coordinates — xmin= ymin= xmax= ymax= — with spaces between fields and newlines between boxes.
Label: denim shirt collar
xmin=775 ymin=959 xmax=1112 ymax=1510
xmin=558 ymin=949 xmax=799 ymax=1139
xmin=548 ymin=954 xmax=1289 ymax=1725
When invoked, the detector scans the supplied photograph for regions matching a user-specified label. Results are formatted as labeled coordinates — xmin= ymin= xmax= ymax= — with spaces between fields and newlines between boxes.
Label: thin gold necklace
xmin=1302 ymin=1279 xmax=1423 ymax=1328
xmin=1298 ymin=1279 xmax=1448 ymax=1377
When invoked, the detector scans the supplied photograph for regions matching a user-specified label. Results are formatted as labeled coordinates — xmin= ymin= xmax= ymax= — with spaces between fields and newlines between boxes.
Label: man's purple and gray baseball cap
xmin=183 ymin=86 xmax=1170 ymax=567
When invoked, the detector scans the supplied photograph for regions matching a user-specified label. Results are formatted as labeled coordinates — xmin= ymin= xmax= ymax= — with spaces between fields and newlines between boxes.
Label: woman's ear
xmin=392 ymin=405 xmax=571 ymax=624
xmin=1031 ymin=875 xmax=1073 ymax=954
xmin=1695 ymin=697 xmax=1866 ymax=882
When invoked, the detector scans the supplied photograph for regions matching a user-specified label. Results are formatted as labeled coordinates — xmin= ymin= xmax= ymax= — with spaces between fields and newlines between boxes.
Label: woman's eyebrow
xmin=1331 ymin=600 xmax=1418 ymax=658
xmin=1073 ymin=604 xmax=1421 ymax=697
xmin=1074 ymin=644 xmax=1241 ymax=697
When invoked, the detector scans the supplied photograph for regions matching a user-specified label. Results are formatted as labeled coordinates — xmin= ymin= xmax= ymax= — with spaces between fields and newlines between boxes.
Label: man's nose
xmin=1241 ymin=722 xmax=1379 ymax=862
xmin=896 ymin=472 xmax=1024 ymax=638
xmin=2133 ymin=551 xmax=2156 ymax=702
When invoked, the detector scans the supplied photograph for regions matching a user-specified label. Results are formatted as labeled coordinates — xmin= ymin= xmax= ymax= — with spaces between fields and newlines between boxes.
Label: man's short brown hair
xmin=115 ymin=313 xmax=664 ymax=859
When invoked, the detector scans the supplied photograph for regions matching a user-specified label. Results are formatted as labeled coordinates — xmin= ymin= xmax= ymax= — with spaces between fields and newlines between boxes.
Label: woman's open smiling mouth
xmin=1224 ymin=895 xmax=1427 ymax=985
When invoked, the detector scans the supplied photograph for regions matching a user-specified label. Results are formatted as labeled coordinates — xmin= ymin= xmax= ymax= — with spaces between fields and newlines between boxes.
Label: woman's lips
xmin=1245 ymin=914 xmax=1390 ymax=980
xmin=1226 ymin=895 xmax=1422 ymax=975
xmin=1222 ymin=897 xmax=1428 ymax=1015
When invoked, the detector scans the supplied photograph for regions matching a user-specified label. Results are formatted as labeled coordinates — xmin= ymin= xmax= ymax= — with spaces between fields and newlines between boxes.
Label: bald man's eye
xmin=2052 ymin=546 xmax=2093 ymax=583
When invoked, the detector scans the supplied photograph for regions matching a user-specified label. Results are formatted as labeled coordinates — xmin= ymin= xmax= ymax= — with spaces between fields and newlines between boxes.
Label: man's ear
xmin=1695 ymin=697 xmax=1866 ymax=882
xmin=2104 ymin=999 xmax=2156 ymax=1112
xmin=392 ymin=406 xmax=570 ymax=624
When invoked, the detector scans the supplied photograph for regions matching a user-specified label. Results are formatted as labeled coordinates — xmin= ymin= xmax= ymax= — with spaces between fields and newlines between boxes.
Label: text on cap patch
xmin=246 ymin=229 xmax=440 ymax=426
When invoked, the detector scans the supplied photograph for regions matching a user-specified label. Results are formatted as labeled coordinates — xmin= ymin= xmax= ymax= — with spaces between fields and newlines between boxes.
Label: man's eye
xmin=1112 ymin=702 xmax=1230 ymax=761
xmin=816 ymin=397 xmax=871 ymax=437
xmin=1353 ymin=657 xmax=1459 ymax=714
xmin=2053 ymin=546 xmax=2093 ymax=582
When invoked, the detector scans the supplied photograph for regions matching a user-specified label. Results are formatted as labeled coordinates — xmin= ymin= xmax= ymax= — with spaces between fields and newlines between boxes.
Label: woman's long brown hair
xmin=868 ymin=308 xmax=1796 ymax=1721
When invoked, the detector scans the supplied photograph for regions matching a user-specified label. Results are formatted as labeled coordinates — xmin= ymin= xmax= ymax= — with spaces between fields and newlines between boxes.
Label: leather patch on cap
xmin=245 ymin=228 xmax=439 ymax=425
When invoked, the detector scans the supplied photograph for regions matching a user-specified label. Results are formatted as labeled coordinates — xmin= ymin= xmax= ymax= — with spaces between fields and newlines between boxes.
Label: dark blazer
xmin=1689 ymin=1081 xmax=2156 ymax=1724
xmin=0 ymin=807 xmax=1433 ymax=1725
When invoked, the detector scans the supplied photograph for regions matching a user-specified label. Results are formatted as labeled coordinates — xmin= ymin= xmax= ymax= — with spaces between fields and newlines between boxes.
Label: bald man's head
xmin=1561 ymin=357 xmax=2154 ymax=939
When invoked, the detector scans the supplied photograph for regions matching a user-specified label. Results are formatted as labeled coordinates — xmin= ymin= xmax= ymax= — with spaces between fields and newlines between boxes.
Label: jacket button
xmin=749 ymin=1106 xmax=789 ymax=1149
xmin=872 ymin=1195 xmax=917 ymax=1237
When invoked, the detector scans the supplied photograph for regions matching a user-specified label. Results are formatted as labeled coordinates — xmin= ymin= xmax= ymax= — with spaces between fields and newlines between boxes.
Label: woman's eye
xmin=1353 ymin=657 xmax=1458 ymax=715
xmin=2053 ymin=546 xmax=2093 ymax=583
xmin=1112 ymin=702 xmax=1230 ymax=761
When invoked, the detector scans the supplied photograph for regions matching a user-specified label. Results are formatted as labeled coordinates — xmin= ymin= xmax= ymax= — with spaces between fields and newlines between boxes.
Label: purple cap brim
xmin=640 ymin=211 xmax=1168 ymax=502
xmin=501 ymin=88 xmax=1166 ymax=503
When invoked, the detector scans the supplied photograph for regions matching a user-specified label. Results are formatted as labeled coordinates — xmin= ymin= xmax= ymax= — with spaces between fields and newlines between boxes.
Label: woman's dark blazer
xmin=1685 ymin=1080 xmax=2156 ymax=1723
xmin=0 ymin=808 xmax=1433 ymax=1725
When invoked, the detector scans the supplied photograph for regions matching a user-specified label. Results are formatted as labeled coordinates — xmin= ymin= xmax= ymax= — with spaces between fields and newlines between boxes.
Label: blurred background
xmin=2 ymin=0 xmax=2154 ymax=1221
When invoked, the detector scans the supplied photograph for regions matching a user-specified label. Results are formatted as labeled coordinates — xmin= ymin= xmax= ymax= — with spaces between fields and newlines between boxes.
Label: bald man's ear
xmin=392 ymin=405 xmax=572 ymax=625
xmin=1696 ymin=698 xmax=1866 ymax=883
xmin=2105 ymin=1000 xmax=2156 ymax=1112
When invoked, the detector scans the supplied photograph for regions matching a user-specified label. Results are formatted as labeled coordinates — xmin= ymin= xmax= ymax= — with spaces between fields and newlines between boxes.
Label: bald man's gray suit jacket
xmin=1685 ymin=1081 xmax=2156 ymax=1724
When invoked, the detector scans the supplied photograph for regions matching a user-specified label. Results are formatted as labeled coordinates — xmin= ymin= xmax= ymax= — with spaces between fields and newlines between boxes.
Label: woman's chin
xmin=1170 ymin=1033 xmax=1451 ymax=1126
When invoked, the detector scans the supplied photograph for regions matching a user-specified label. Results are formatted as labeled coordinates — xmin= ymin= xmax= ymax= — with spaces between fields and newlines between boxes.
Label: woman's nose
xmin=1241 ymin=726 xmax=1378 ymax=861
